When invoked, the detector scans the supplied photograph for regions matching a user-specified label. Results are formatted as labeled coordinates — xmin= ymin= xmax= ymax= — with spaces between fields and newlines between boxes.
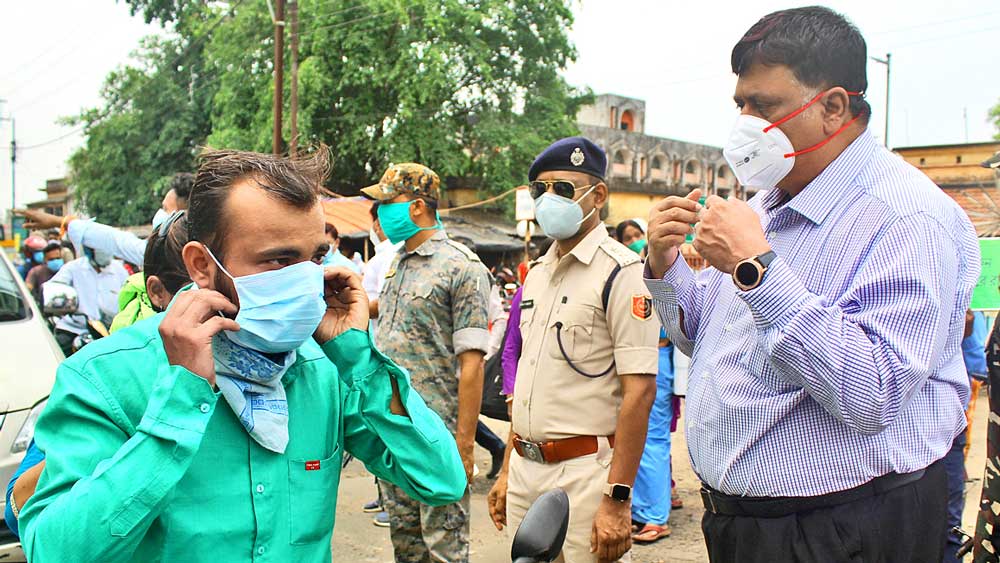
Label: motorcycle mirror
xmin=42 ymin=282 xmax=79 ymax=316
xmin=511 ymin=488 xmax=570 ymax=563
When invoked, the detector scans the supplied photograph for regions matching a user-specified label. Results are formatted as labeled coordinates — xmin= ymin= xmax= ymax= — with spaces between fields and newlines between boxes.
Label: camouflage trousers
xmin=381 ymin=481 xmax=471 ymax=563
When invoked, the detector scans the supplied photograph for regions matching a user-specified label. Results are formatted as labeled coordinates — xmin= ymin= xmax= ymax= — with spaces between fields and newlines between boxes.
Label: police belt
xmin=512 ymin=434 xmax=614 ymax=464
xmin=699 ymin=466 xmax=928 ymax=518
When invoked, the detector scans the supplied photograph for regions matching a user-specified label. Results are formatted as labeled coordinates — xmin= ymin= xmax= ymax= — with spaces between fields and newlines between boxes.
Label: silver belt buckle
xmin=517 ymin=439 xmax=545 ymax=463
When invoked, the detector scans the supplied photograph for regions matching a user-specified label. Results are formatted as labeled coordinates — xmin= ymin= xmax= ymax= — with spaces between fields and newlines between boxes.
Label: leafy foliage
xmin=70 ymin=0 xmax=586 ymax=224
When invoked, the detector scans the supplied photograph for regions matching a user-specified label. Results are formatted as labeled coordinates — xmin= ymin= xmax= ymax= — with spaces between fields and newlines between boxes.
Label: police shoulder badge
xmin=631 ymin=295 xmax=652 ymax=321
xmin=570 ymin=147 xmax=585 ymax=167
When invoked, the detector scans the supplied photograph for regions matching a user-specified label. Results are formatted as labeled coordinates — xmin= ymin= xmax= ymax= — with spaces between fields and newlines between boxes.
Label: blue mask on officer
xmin=32 ymin=251 xmax=44 ymax=264
xmin=534 ymin=184 xmax=598 ymax=241
xmin=46 ymin=258 xmax=64 ymax=272
xmin=204 ymin=246 xmax=327 ymax=354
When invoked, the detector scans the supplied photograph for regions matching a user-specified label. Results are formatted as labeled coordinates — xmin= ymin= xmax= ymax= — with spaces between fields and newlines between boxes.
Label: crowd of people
xmin=0 ymin=6 xmax=994 ymax=563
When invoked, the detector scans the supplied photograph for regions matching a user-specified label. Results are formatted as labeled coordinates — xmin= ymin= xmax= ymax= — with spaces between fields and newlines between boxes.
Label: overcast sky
xmin=1 ymin=0 xmax=998 ymax=214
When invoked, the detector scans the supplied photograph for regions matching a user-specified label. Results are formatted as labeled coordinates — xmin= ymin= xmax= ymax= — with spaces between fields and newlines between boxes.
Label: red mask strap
xmin=762 ymin=90 xmax=862 ymax=134
xmin=783 ymin=114 xmax=862 ymax=158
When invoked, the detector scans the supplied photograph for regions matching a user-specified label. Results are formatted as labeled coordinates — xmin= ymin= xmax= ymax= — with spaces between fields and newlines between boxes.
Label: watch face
xmin=611 ymin=484 xmax=630 ymax=501
xmin=735 ymin=261 xmax=760 ymax=287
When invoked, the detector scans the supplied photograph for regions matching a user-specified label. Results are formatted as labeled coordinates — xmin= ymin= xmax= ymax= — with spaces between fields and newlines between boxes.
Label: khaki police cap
xmin=361 ymin=163 xmax=440 ymax=201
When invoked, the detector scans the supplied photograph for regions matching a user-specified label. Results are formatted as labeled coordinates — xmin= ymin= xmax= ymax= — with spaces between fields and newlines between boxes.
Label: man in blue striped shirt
xmin=645 ymin=7 xmax=980 ymax=563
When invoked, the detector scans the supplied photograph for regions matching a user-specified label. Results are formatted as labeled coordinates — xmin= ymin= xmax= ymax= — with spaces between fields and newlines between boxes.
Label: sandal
xmin=671 ymin=490 xmax=684 ymax=510
xmin=633 ymin=523 xmax=671 ymax=543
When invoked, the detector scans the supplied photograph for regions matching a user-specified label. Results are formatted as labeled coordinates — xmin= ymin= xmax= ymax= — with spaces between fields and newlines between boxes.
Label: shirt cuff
xmin=137 ymin=365 xmax=219 ymax=444
xmin=454 ymin=327 xmax=489 ymax=355
xmin=320 ymin=328 xmax=380 ymax=387
xmin=736 ymin=256 xmax=812 ymax=329
xmin=612 ymin=346 xmax=658 ymax=376
xmin=65 ymin=218 xmax=90 ymax=248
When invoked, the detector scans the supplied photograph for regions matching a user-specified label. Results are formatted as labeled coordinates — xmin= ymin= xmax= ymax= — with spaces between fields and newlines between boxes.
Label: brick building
xmin=894 ymin=142 xmax=1000 ymax=235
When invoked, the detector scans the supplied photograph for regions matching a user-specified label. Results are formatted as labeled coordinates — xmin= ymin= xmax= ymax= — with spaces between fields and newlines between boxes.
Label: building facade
xmin=895 ymin=142 xmax=1000 ymax=236
xmin=577 ymin=94 xmax=741 ymax=225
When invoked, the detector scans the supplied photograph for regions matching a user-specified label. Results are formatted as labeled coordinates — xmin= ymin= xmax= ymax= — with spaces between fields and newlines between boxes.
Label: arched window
xmin=620 ymin=110 xmax=635 ymax=132
xmin=651 ymin=157 xmax=663 ymax=170
xmin=685 ymin=161 xmax=695 ymax=174
xmin=718 ymin=166 xmax=727 ymax=179
xmin=614 ymin=151 xmax=626 ymax=165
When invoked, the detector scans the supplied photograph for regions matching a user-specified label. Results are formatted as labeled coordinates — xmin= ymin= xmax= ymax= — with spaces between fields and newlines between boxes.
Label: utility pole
xmin=272 ymin=0 xmax=285 ymax=155
xmin=871 ymin=53 xmax=891 ymax=148
xmin=0 ymin=100 xmax=14 ymax=235
xmin=289 ymin=0 xmax=299 ymax=156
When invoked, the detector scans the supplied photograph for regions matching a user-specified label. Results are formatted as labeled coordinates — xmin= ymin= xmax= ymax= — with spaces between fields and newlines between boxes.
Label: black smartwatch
xmin=733 ymin=251 xmax=777 ymax=291
xmin=603 ymin=483 xmax=632 ymax=502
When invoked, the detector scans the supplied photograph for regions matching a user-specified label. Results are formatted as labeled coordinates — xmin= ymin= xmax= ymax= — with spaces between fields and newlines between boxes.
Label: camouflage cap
xmin=361 ymin=163 xmax=440 ymax=201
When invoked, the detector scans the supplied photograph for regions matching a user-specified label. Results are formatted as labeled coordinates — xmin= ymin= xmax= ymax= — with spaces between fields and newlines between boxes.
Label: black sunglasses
xmin=529 ymin=179 xmax=597 ymax=200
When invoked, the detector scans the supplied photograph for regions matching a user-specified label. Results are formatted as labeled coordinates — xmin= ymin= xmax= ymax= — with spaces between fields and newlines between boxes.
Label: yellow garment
xmin=109 ymin=273 xmax=156 ymax=333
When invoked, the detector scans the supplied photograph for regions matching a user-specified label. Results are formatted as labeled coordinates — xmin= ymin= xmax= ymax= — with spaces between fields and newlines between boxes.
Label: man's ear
xmin=182 ymin=241 xmax=215 ymax=290
xmin=593 ymin=182 xmax=609 ymax=209
xmin=822 ymin=88 xmax=851 ymax=135
xmin=145 ymin=275 xmax=172 ymax=311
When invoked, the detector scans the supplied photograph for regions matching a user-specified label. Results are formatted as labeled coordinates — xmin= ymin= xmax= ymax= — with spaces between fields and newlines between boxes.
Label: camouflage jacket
xmin=375 ymin=230 xmax=491 ymax=433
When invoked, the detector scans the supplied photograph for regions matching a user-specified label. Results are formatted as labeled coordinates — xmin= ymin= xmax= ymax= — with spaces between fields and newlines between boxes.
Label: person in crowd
xmin=44 ymin=245 xmax=129 ymax=356
xmin=18 ymin=148 xmax=466 ymax=563
xmin=24 ymin=242 xmax=64 ymax=307
xmin=615 ymin=219 xmax=648 ymax=258
xmin=363 ymin=163 xmax=491 ymax=563
xmin=323 ymin=222 xmax=362 ymax=273
xmin=5 ymin=211 xmax=193 ymax=539
xmin=15 ymin=172 xmax=194 ymax=267
xmin=16 ymin=235 xmax=48 ymax=279
xmin=488 ymin=137 xmax=658 ymax=563
xmin=942 ymin=310 xmax=990 ymax=562
xmin=644 ymin=7 xmax=979 ymax=561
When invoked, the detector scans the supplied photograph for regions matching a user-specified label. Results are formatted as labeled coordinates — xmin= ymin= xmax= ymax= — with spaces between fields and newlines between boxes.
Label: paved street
xmin=332 ymin=384 xmax=991 ymax=562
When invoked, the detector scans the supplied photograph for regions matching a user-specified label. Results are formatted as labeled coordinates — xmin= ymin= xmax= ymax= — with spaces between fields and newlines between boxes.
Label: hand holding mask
xmin=314 ymin=266 xmax=370 ymax=344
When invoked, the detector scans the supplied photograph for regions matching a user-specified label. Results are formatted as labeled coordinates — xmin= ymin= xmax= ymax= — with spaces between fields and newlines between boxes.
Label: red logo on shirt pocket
xmin=305 ymin=460 xmax=321 ymax=471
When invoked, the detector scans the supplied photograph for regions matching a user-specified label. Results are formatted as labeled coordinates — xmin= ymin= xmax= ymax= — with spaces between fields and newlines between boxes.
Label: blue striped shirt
xmin=646 ymin=129 xmax=980 ymax=497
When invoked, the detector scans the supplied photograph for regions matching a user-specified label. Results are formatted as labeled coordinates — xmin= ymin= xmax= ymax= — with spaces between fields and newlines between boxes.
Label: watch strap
xmin=757 ymin=250 xmax=777 ymax=268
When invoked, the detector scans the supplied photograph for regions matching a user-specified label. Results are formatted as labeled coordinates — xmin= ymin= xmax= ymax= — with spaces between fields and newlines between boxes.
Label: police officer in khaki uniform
xmin=488 ymin=137 xmax=659 ymax=562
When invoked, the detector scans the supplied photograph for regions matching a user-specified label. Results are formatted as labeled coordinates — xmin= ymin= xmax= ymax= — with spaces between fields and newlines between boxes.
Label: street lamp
xmin=870 ymin=53 xmax=891 ymax=148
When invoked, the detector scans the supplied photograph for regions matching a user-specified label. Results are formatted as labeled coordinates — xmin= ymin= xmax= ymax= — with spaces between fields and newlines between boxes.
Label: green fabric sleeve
xmin=20 ymin=362 xmax=218 ymax=562
xmin=322 ymin=329 xmax=467 ymax=506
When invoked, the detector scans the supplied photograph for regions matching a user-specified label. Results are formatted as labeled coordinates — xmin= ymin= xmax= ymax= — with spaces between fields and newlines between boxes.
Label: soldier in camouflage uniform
xmin=362 ymin=163 xmax=491 ymax=563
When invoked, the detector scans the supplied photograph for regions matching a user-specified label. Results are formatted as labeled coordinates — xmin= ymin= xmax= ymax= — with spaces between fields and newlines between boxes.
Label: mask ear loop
xmin=202 ymin=243 xmax=236 ymax=281
xmin=574 ymin=184 xmax=600 ymax=226
xmin=761 ymin=90 xmax=863 ymax=159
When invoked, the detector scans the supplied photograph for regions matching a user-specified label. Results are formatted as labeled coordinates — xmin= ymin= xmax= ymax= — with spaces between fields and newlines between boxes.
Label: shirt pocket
xmin=287 ymin=444 xmax=342 ymax=545
xmin=547 ymin=304 xmax=596 ymax=362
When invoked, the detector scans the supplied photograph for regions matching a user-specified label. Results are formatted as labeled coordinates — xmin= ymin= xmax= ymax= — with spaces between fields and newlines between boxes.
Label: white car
xmin=0 ymin=250 xmax=62 ymax=562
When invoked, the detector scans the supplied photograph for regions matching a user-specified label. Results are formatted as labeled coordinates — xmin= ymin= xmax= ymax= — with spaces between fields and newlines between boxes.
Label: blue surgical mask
xmin=152 ymin=208 xmax=171 ymax=230
xmin=46 ymin=258 xmax=64 ymax=272
xmin=32 ymin=251 xmax=44 ymax=263
xmin=205 ymin=246 xmax=327 ymax=354
xmin=377 ymin=201 xmax=441 ymax=244
xmin=533 ymin=185 xmax=597 ymax=240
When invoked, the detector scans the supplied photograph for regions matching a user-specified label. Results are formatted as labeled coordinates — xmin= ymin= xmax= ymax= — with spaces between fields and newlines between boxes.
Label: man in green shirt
xmin=19 ymin=148 xmax=466 ymax=562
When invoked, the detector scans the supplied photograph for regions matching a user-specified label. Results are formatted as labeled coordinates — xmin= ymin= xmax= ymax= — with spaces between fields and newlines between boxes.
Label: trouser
xmin=943 ymin=432 xmax=968 ymax=563
xmin=701 ymin=458 xmax=948 ymax=563
xmin=476 ymin=420 xmax=505 ymax=456
xmin=631 ymin=360 xmax=674 ymax=526
xmin=54 ymin=329 xmax=77 ymax=357
xmin=381 ymin=481 xmax=470 ymax=563
xmin=507 ymin=441 xmax=630 ymax=563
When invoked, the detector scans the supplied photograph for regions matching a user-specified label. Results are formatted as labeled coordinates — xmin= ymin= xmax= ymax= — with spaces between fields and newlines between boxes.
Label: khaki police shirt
xmin=512 ymin=225 xmax=659 ymax=442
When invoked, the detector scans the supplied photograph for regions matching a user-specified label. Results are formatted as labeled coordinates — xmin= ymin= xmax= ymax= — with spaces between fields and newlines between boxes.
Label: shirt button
xmin=199 ymin=403 xmax=211 ymax=413
xmin=522 ymin=400 xmax=528 ymax=406
xmin=257 ymin=546 xmax=265 ymax=555
xmin=529 ymin=359 xmax=536 ymax=366
xmin=724 ymin=324 xmax=732 ymax=332
xmin=256 ymin=484 xmax=265 ymax=494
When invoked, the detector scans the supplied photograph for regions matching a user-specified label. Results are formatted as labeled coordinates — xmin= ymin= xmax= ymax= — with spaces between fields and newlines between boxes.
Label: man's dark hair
xmin=325 ymin=222 xmax=339 ymax=239
xmin=369 ymin=201 xmax=380 ymax=221
xmin=169 ymin=173 xmax=195 ymax=202
xmin=188 ymin=147 xmax=329 ymax=254
xmin=144 ymin=213 xmax=191 ymax=297
xmin=615 ymin=219 xmax=644 ymax=242
xmin=731 ymin=6 xmax=870 ymax=121
xmin=42 ymin=242 xmax=62 ymax=255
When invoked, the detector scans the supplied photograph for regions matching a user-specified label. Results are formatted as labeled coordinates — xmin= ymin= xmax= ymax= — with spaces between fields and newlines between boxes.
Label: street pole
xmin=272 ymin=0 xmax=285 ymax=155
xmin=871 ymin=53 xmax=891 ymax=148
xmin=289 ymin=0 xmax=299 ymax=156
xmin=0 ymin=99 xmax=14 ymax=236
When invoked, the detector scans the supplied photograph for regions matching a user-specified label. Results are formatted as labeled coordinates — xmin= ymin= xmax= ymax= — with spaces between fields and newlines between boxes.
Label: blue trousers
xmin=632 ymin=347 xmax=674 ymax=525
xmin=942 ymin=431 xmax=967 ymax=563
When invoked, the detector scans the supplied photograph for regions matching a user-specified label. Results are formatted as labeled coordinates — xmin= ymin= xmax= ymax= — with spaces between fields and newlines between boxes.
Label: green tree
xmin=991 ymin=101 xmax=1000 ymax=140
xmin=69 ymin=0 xmax=586 ymax=224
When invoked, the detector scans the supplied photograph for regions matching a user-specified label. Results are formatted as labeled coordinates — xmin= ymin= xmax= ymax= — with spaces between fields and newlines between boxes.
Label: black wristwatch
xmin=732 ymin=251 xmax=777 ymax=291
xmin=603 ymin=483 xmax=632 ymax=502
